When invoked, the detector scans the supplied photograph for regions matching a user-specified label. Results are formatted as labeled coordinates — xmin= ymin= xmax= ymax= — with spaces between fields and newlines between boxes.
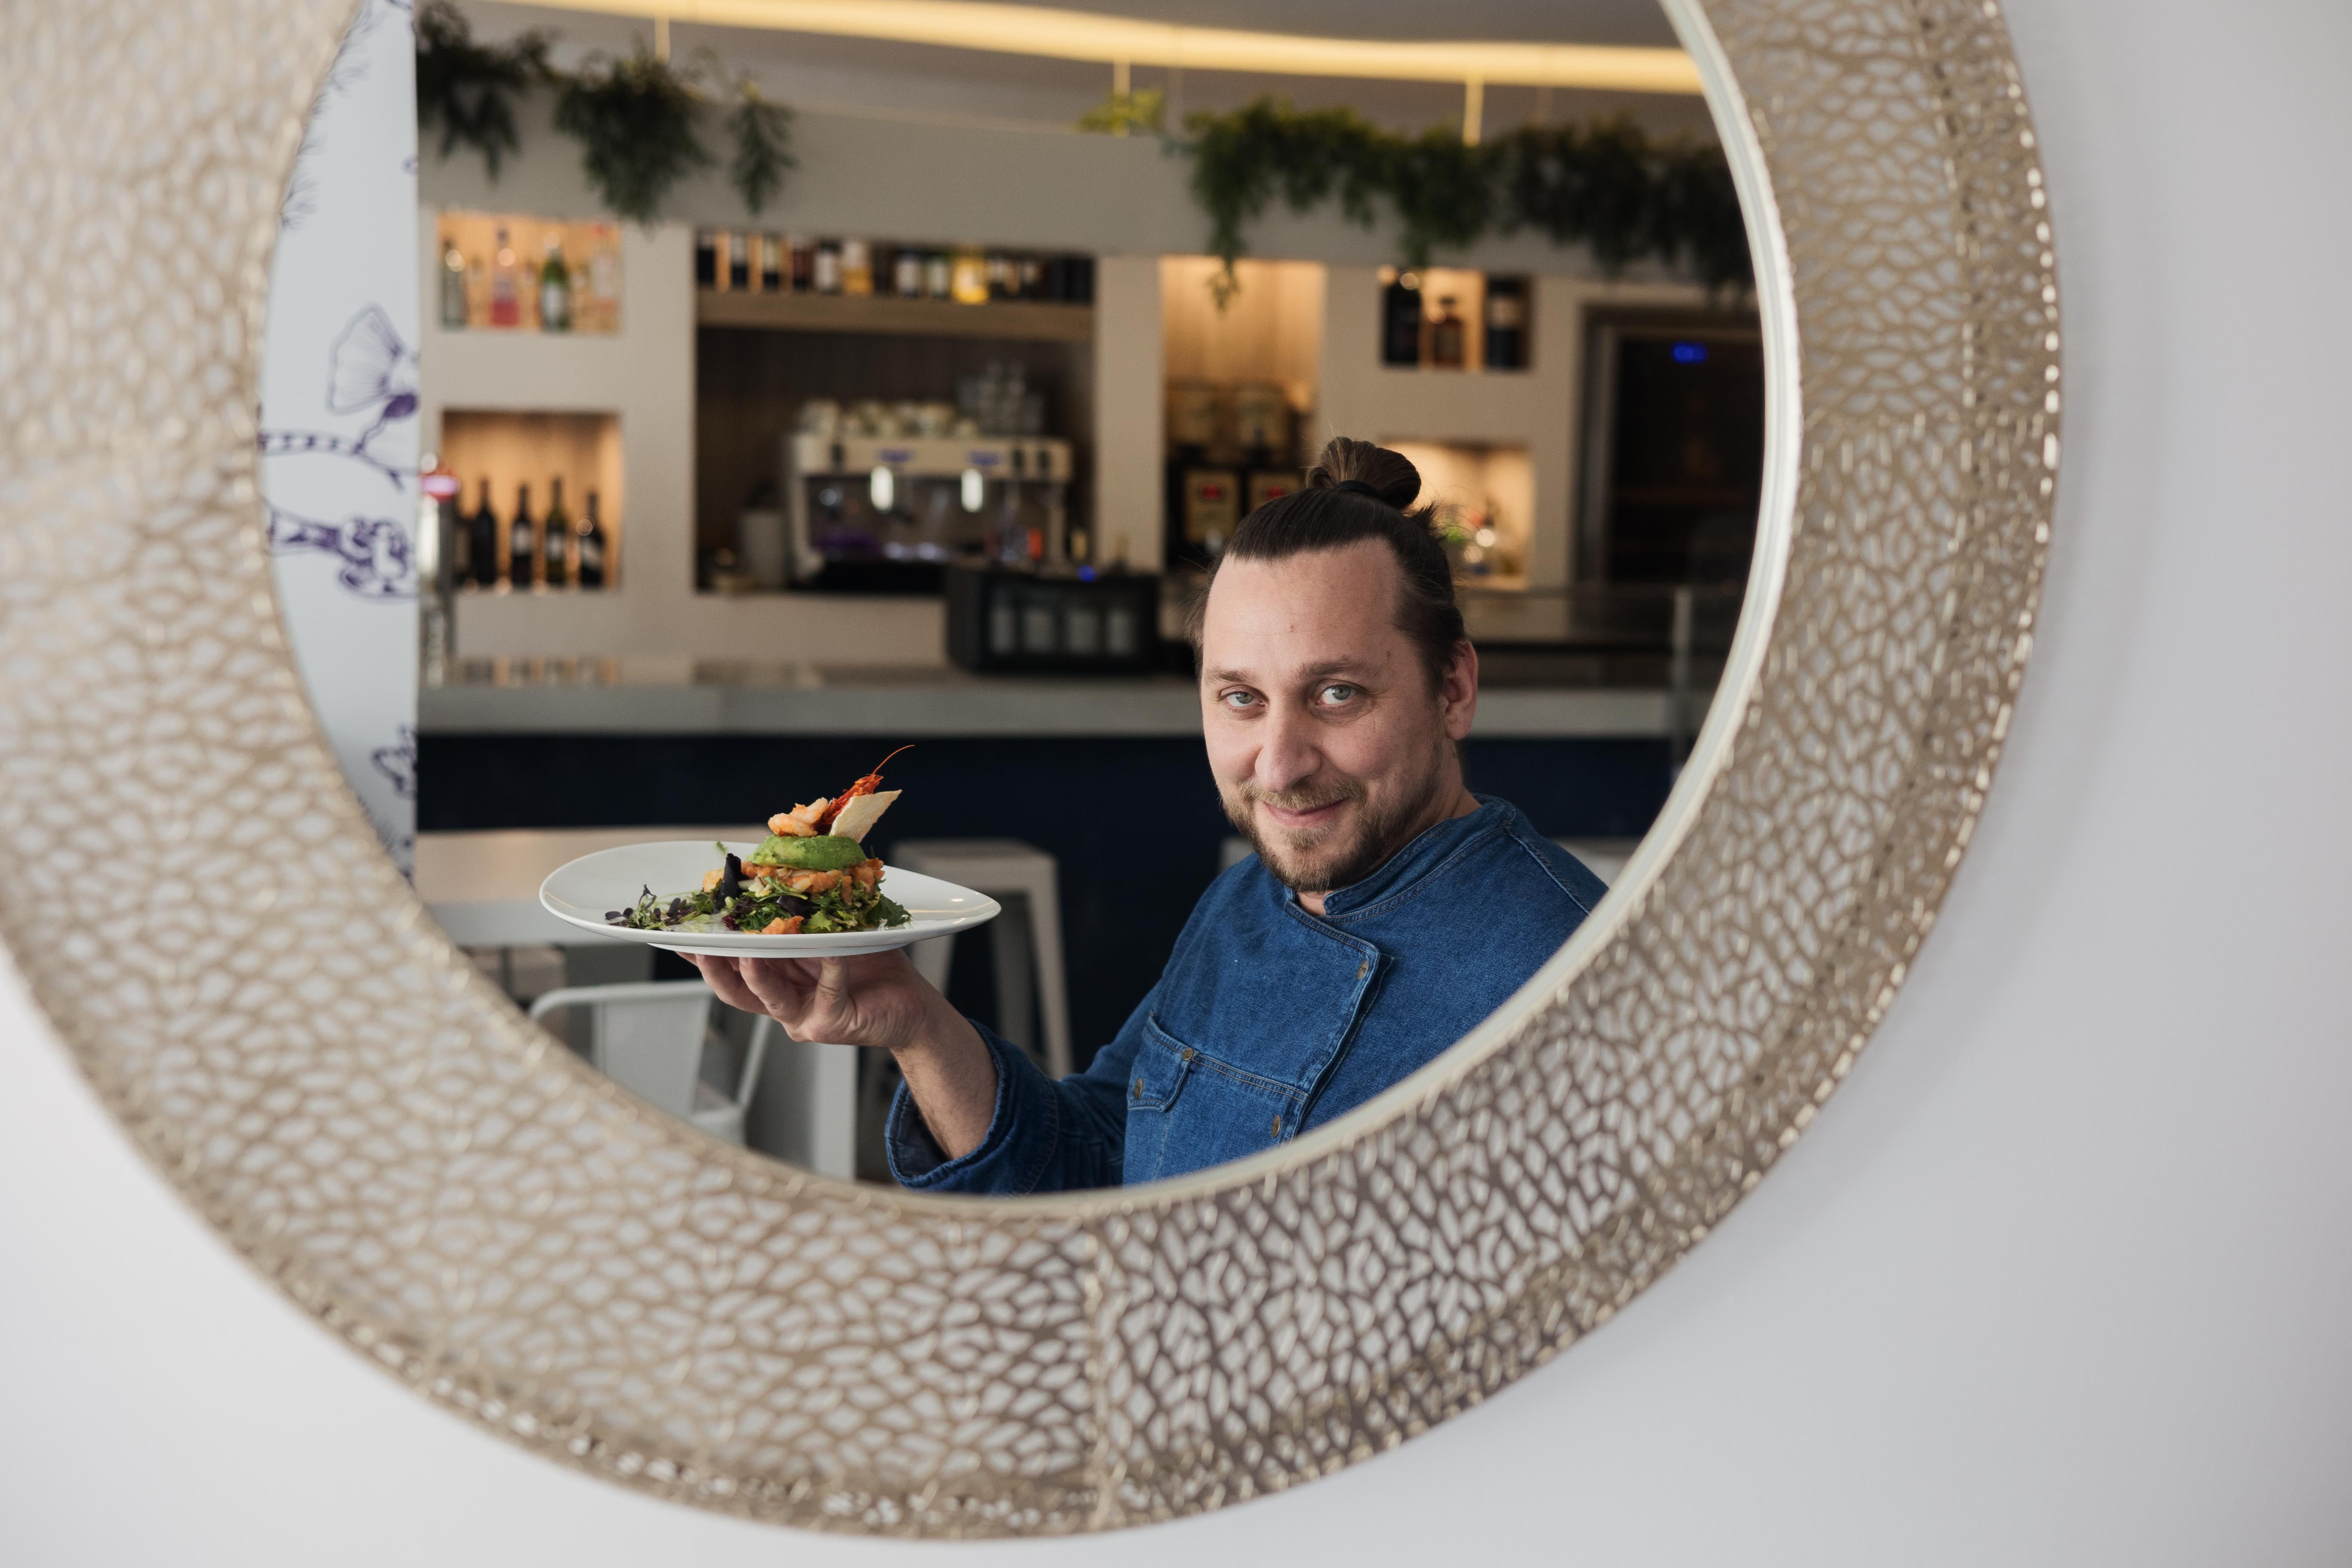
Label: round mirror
xmin=280 ymin=0 xmax=1784 ymax=1198
xmin=2 ymin=0 xmax=2055 ymax=1534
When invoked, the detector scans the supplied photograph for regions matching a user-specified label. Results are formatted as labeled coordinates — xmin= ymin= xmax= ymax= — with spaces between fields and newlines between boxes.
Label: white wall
xmin=5 ymin=0 xmax=2351 ymax=1562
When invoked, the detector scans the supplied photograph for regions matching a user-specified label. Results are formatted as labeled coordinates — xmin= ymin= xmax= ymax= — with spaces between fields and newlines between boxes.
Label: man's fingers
xmin=686 ymin=954 xmax=763 ymax=1014
xmin=736 ymin=956 xmax=819 ymax=1020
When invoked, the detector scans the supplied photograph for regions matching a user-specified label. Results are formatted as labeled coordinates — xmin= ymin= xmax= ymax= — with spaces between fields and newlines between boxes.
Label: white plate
xmin=539 ymin=841 xmax=1000 ymax=958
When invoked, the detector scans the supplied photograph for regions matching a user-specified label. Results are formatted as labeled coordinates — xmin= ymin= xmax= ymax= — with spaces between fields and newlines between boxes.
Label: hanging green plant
xmin=1076 ymin=87 xmax=1167 ymax=137
xmin=725 ymin=86 xmax=797 ymax=215
xmin=553 ymin=49 xmax=714 ymax=225
xmin=1184 ymin=98 xmax=1752 ymax=302
xmin=413 ymin=0 xmax=551 ymax=179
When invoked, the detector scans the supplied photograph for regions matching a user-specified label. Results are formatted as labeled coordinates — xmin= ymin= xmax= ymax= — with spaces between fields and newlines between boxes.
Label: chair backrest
xmin=529 ymin=981 xmax=713 ymax=1120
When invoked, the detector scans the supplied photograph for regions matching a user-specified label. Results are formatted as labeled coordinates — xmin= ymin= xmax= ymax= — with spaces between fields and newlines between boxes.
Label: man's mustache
xmin=1240 ymin=781 xmax=1364 ymax=816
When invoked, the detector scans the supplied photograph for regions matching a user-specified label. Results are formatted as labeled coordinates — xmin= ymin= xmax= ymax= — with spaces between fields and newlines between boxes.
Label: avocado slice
xmin=747 ymin=833 xmax=866 ymax=871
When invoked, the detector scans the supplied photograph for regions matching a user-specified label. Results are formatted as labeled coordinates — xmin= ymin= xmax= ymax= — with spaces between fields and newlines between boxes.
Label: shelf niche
xmin=438 ymin=409 xmax=625 ymax=590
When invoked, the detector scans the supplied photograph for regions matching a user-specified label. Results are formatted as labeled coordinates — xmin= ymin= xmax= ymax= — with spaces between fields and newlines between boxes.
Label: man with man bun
xmin=692 ymin=438 xmax=1606 ymax=1193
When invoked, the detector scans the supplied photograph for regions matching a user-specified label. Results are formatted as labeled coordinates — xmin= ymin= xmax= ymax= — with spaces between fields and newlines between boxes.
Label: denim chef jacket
xmin=888 ymin=796 xmax=1606 ymax=1194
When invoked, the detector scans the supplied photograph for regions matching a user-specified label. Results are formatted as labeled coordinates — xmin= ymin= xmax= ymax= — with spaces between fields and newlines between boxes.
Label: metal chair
xmin=527 ymin=981 xmax=769 ymax=1146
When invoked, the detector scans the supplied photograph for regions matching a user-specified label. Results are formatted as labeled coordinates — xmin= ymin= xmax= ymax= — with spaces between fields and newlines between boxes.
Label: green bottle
xmin=539 ymin=236 xmax=572 ymax=332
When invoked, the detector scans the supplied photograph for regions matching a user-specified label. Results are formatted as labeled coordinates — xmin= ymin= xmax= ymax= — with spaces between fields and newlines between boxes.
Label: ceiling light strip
xmin=496 ymin=0 xmax=1705 ymax=95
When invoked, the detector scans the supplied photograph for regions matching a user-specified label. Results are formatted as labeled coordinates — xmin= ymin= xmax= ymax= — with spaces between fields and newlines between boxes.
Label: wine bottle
xmin=439 ymin=239 xmax=468 ymax=329
xmin=508 ymin=482 xmax=536 ymax=590
xmin=1482 ymin=275 xmax=1528 ymax=370
xmin=489 ymin=226 xmax=521 ymax=328
xmin=1429 ymin=296 xmax=1466 ymax=368
xmin=542 ymin=478 xmax=571 ymax=588
xmin=760 ymin=233 xmax=784 ymax=293
xmin=728 ymin=232 xmax=751 ymax=291
xmin=467 ymin=479 xmax=499 ymax=588
xmin=539 ymin=236 xmax=572 ymax=332
xmin=813 ymin=239 xmax=842 ymax=294
xmin=790 ymin=235 xmax=814 ymax=292
xmin=694 ymin=229 xmax=718 ymax=288
xmin=1381 ymin=271 xmax=1424 ymax=366
xmin=578 ymin=491 xmax=609 ymax=589
xmin=894 ymin=246 xmax=923 ymax=298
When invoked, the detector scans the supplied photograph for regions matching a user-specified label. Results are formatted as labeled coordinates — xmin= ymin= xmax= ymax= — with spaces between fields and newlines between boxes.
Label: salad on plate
xmin=607 ymin=748 xmax=914 ymax=936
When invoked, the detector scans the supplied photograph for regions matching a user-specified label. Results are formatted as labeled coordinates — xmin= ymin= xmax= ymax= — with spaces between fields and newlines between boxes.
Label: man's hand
xmin=689 ymin=948 xmax=941 ymax=1054
xmin=686 ymin=949 xmax=999 ymax=1159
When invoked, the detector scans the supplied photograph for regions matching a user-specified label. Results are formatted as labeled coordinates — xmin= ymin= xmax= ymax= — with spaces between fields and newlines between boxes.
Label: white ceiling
xmin=456 ymin=1 xmax=1713 ymax=141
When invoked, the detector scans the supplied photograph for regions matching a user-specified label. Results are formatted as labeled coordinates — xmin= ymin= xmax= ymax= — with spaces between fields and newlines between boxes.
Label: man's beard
xmin=1222 ymin=738 xmax=1452 ymax=896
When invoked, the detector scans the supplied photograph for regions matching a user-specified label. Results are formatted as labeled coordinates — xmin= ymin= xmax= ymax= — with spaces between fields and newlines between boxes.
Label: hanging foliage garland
xmin=1182 ymin=99 xmax=1752 ymax=298
xmin=414 ymin=6 xmax=796 ymax=224
xmin=413 ymin=0 xmax=551 ymax=180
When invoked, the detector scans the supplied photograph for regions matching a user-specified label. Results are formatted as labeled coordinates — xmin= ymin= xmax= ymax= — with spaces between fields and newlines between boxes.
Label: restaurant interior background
xmin=9 ymin=0 xmax=2352 ymax=1561
xmin=381 ymin=0 xmax=1767 ymax=1178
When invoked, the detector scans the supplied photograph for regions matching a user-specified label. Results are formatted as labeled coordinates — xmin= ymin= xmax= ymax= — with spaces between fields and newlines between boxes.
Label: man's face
xmin=1200 ymin=540 xmax=1477 ymax=896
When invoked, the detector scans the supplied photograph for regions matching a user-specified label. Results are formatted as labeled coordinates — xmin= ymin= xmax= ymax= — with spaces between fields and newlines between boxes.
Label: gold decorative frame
xmin=0 ymin=0 xmax=2055 ymax=1538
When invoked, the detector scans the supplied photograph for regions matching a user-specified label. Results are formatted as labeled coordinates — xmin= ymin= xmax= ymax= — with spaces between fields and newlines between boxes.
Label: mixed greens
xmin=602 ymin=750 xmax=914 ymax=937
xmin=607 ymin=840 xmax=909 ymax=935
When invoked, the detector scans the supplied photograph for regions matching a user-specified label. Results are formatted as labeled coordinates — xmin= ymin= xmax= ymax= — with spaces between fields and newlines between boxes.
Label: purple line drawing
xmin=267 ymin=505 xmax=416 ymax=598
xmin=371 ymin=725 xmax=418 ymax=800
xmin=259 ymin=304 xmax=419 ymax=487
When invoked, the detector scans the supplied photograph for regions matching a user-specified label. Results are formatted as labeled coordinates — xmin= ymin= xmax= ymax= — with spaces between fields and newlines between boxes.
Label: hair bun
xmin=1306 ymin=437 xmax=1423 ymax=512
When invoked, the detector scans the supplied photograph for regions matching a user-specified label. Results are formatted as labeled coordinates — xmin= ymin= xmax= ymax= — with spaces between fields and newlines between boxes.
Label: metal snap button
xmin=1270 ymin=1115 xmax=1282 ymax=1137
xmin=1181 ymin=1047 xmax=1194 ymax=1062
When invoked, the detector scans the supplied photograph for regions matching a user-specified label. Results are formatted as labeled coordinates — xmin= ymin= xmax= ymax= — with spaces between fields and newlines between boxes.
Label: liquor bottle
xmin=439 ymin=238 xmax=468 ymax=329
xmin=986 ymin=252 xmax=1012 ymax=300
xmin=949 ymin=249 xmax=988 ymax=304
xmin=760 ymin=233 xmax=783 ymax=292
xmin=1380 ymin=270 xmax=1424 ymax=366
xmin=790 ymin=236 xmax=814 ymax=292
xmin=508 ymin=482 xmax=536 ymax=590
xmin=539 ymin=236 xmax=572 ymax=332
xmin=894 ymin=246 xmax=923 ymax=298
xmin=1482 ymin=275 xmax=1528 ymax=369
xmin=923 ymin=250 xmax=952 ymax=299
xmin=694 ymin=229 xmax=718 ymax=288
xmin=813 ymin=239 xmax=842 ymax=294
xmin=489 ymin=226 xmax=521 ymax=328
xmin=577 ymin=490 xmax=609 ymax=589
xmin=542 ymin=478 xmax=571 ymax=588
xmin=1429 ymin=296 xmax=1466 ymax=368
xmin=1017 ymin=255 xmax=1043 ymax=300
xmin=467 ymin=478 xmax=499 ymax=589
xmin=840 ymin=238 xmax=873 ymax=296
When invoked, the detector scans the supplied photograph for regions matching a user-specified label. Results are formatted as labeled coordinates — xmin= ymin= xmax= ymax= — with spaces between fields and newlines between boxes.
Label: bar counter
xmin=418 ymin=659 xmax=1691 ymax=738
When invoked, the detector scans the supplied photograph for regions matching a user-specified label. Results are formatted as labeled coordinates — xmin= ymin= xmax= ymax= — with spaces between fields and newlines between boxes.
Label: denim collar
xmin=1308 ymin=794 xmax=1511 ymax=921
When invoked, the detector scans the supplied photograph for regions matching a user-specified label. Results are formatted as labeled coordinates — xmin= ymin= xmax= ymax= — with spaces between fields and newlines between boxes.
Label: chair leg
xmin=1028 ymin=873 xmax=1072 ymax=1078
xmin=989 ymin=891 xmax=1035 ymax=1059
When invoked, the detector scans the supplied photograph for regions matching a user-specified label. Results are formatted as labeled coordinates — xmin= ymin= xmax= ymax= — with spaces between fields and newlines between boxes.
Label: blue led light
xmin=1077 ymin=565 xmax=1096 ymax=582
xmin=1671 ymin=341 xmax=1709 ymax=364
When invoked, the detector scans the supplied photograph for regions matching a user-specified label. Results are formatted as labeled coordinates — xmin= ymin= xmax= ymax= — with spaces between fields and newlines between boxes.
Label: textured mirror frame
xmin=0 ymin=0 xmax=2055 ymax=1537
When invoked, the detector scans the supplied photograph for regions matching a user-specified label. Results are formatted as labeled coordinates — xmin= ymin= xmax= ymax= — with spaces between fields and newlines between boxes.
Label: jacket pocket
xmin=1123 ymin=1014 xmax=1303 ymax=1185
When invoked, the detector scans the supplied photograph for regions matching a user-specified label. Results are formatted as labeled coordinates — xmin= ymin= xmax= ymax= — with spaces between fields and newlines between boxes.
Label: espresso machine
xmin=782 ymin=432 xmax=1074 ymax=592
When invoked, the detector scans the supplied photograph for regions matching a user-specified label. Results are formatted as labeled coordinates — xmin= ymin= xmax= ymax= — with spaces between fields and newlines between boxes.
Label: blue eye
xmin=1320 ymin=684 xmax=1357 ymax=704
xmin=1222 ymin=689 xmax=1259 ymax=709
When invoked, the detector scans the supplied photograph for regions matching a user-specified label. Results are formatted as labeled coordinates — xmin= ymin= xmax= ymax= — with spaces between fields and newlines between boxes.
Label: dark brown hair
xmin=1189 ymin=438 xmax=1467 ymax=689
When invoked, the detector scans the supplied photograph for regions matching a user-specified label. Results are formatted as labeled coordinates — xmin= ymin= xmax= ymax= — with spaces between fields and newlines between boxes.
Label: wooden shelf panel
xmin=695 ymin=290 xmax=1095 ymax=342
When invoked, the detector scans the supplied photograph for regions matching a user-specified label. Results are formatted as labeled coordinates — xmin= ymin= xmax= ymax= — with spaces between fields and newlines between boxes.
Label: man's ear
xmin=1442 ymin=639 xmax=1479 ymax=741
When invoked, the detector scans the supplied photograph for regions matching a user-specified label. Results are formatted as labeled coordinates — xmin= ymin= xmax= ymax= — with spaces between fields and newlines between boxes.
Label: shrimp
xmin=815 ymin=746 xmax=912 ymax=832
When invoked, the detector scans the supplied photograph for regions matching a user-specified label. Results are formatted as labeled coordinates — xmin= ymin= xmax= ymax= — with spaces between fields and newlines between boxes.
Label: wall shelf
xmin=695 ymin=290 xmax=1095 ymax=342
